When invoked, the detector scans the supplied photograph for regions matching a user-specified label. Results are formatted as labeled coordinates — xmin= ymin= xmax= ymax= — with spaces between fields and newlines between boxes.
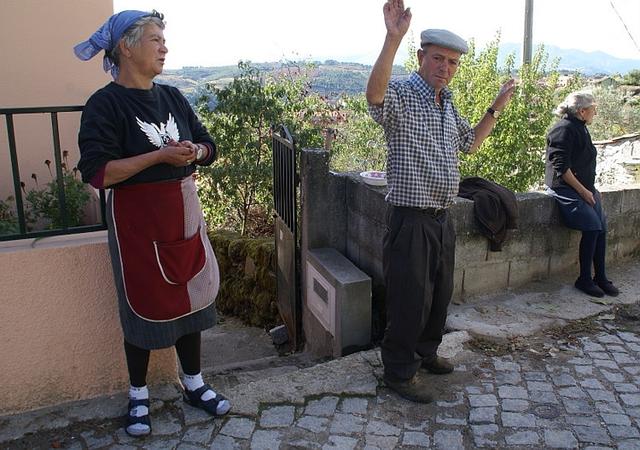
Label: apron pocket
xmin=154 ymin=227 xmax=206 ymax=285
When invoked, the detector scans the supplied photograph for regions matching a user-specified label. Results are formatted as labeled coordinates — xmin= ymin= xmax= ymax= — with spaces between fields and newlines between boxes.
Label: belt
xmin=402 ymin=205 xmax=448 ymax=217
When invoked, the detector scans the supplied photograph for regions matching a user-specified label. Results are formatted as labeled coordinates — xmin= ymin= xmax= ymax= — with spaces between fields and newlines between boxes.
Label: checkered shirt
xmin=369 ymin=72 xmax=475 ymax=209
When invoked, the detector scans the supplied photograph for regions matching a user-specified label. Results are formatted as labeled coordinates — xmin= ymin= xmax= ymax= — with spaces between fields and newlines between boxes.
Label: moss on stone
xmin=207 ymin=230 xmax=279 ymax=328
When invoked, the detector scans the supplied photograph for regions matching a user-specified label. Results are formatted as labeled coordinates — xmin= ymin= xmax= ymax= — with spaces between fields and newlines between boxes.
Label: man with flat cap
xmin=367 ymin=0 xmax=515 ymax=402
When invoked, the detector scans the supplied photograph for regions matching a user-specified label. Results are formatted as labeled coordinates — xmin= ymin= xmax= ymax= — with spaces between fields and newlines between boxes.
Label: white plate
xmin=360 ymin=170 xmax=387 ymax=186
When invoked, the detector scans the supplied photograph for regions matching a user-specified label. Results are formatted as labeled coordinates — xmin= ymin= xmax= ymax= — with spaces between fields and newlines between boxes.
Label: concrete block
xmin=547 ymin=227 xmax=580 ymax=254
xmin=345 ymin=174 xmax=387 ymax=225
xmin=600 ymin=188 xmax=624 ymax=218
xmin=451 ymin=268 xmax=464 ymax=304
xmin=455 ymin=234 xmax=488 ymax=266
xmin=345 ymin=235 xmax=361 ymax=268
xmin=528 ymin=227 xmax=554 ymax=257
xmin=450 ymin=197 xmax=475 ymax=234
xmin=305 ymin=248 xmax=372 ymax=357
xmin=301 ymin=149 xmax=347 ymax=253
xmin=462 ymin=261 xmax=510 ymax=297
xmin=356 ymin=246 xmax=384 ymax=287
xmin=508 ymin=257 xmax=550 ymax=289
xmin=302 ymin=304 xmax=333 ymax=358
xmin=612 ymin=237 xmax=640 ymax=261
xmin=357 ymin=218 xmax=385 ymax=263
xmin=516 ymin=191 xmax=559 ymax=226
xmin=621 ymin=186 xmax=640 ymax=214
xmin=486 ymin=230 xmax=532 ymax=263
xmin=549 ymin=251 xmax=579 ymax=278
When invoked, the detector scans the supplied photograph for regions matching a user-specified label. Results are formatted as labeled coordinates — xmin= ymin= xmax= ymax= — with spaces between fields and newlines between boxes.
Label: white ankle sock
xmin=182 ymin=373 xmax=231 ymax=415
xmin=129 ymin=385 xmax=149 ymax=400
xmin=182 ymin=373 xmax=207 ymax=394
xmin=127 ymin=385 xmax=150 ymax=436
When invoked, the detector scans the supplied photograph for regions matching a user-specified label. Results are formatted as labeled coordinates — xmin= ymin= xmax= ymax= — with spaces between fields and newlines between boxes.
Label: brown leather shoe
xmin=421 ymin=356 xmax=454 ymax=374
xmin=383 ymin=373 xmax=434 ymax=403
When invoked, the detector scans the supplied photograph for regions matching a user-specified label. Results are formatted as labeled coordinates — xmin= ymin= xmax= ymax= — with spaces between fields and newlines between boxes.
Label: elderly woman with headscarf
xmin=545 ymin=91 xmax=619 ymax=299
xmin=74 ymin=10 xmax=230 ymax=437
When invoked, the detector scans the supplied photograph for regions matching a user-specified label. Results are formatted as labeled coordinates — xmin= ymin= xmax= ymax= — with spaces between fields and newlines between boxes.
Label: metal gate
xmin=272 ymin=125 xmax=301 ymax=348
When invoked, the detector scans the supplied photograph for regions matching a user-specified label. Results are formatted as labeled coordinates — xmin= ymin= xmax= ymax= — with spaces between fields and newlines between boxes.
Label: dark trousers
xmin=381 ymin=205 xmax=456 ymax=380
xmin=125 ymin=332 xmax=202 ymax=387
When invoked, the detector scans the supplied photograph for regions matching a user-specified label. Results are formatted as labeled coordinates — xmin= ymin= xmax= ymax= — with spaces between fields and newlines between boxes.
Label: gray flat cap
xmin=420 ymin=29 xmax=468 ymax=54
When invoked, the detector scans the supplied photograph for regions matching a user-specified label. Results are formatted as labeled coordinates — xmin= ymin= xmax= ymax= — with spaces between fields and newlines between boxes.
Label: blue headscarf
xmin=73 ymin=10 xmax=152 ymax=79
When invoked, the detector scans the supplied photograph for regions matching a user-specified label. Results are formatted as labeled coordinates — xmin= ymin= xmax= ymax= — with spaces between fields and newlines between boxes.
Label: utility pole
xmin=523 ymin=0 xmax=534 ymax=65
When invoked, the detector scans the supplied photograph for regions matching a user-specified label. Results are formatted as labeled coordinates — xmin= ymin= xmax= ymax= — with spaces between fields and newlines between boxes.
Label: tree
xmin=452 ymin=38 xmax=568 ymax=191
xmin=621 ymin=69 xmax=640 ymax=86
xmin=197 ymin=61 xmax=331 ymax=235
xmin=588 ymin=85 xmax=640 ymax=141
xmin=329 ymin=95 xmax=386 ymax=172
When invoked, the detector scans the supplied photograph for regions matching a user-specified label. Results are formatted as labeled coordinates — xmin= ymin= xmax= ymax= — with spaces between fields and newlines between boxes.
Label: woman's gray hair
xmin=554 ymin=91 xmax=596 ymax=117
xmin=109 ymin=12 xmax=165 ymax=67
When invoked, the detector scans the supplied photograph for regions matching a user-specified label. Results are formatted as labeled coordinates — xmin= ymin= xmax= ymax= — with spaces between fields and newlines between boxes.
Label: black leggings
xmin=579 ymin=229 xmax=607 ymax=282
xmin=124 ymin=332 xmax=201 ymax=387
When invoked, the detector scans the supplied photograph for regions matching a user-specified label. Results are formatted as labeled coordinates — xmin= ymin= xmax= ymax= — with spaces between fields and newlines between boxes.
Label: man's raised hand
xmin=384 ymin=0 xmax=411 ymax=39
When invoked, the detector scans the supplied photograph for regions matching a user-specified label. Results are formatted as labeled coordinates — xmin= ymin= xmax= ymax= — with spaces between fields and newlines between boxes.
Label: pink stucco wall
xmin=0 ymin=0 xmax=113 ymax=201
xmin=0 ymin=233 xmax=178 ymax=415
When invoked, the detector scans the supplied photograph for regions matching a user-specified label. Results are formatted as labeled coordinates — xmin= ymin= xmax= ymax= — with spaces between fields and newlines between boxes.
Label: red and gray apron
xmin=110 ymin=176 xmax=219 ymax=322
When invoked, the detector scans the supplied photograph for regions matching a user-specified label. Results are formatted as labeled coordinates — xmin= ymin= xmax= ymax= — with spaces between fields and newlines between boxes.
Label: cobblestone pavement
xmin=3 ymin=306 xmax=640 ymax=449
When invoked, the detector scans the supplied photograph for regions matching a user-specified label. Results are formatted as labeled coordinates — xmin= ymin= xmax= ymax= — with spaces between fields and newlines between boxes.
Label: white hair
xmin=554 ymin=91 xmax=596 ymax=117
xmin=109 ymin=12 xmax=165 ymax=67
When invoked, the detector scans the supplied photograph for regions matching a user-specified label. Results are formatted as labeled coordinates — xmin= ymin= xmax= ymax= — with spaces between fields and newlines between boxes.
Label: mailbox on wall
xmin=304 ymin=248 xmax=372 ymax=357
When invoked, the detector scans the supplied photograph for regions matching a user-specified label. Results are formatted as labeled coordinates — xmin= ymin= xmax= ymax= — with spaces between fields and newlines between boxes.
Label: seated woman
xmin=545 ymin=91 xmax=619 ymax=298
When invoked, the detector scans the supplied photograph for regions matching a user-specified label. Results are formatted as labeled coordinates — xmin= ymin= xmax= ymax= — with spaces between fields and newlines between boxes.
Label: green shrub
xmin=25 ymin=157 xmax=90 ymax=230
xmin=588 ymin=85 xmax=640 ymax=141
xmin=0 ymin=197 xmax=18 ymax=236
xmin=330 ymin=95 xmax=386 ymax=172
xmin=198 ymin=61 xmax=332 ymax=236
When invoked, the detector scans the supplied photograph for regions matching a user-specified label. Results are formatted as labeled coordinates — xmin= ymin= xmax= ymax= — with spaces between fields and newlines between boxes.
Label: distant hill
xmin=157 ymin=47 xmax=639 ymax=105
xmin=499 ymin=43 xmax=640 ymax=76
xmin=157 ymin=61 xmax=408 ymax=105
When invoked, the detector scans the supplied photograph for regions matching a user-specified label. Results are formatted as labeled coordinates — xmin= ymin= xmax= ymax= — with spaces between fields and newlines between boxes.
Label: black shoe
xmin=383 ymin=373 xmax=434 ymax=403
xmin=421 ymin=356 xmax=454 ymax=374
xmin=575 ymin=278 xmax=605 ymax=298
xmin=595 ymin=278 xmax=619 ymax=297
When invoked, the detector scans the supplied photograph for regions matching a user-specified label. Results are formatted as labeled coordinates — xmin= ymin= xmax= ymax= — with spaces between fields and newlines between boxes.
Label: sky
xmin=111 ymin=0 xmax=640 ymax=70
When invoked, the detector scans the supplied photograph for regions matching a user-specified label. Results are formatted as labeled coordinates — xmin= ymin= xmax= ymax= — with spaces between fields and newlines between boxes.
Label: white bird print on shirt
xmin=136 ymin=113 xmax=180 ymax=148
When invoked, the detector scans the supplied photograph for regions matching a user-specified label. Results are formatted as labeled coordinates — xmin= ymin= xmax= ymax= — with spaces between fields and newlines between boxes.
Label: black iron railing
xmin=0 ymin=106 xmax=107 ymax=242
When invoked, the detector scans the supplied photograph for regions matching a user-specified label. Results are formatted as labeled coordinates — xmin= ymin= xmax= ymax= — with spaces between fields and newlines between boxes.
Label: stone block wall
xmin=208 ymin=230 xmax=279 ymax=329
xmin=300 ymin=149 xmax=640 ymax=340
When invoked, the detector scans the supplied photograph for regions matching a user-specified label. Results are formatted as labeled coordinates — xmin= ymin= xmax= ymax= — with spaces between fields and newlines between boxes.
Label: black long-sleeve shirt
xmin=545 ymin=114 xmax=597 ymax=191
xmin=78 ymin=82 xmax=215 ymax=187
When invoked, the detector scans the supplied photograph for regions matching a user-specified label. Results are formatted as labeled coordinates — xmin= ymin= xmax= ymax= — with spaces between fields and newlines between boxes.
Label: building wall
xmin=0 ymin=233 xmax=178 ymax=415
xmin=0 ymin=0 xmax=113 ymax=200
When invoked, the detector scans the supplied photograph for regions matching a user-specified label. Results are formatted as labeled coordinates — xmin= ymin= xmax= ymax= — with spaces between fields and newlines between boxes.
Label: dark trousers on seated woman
xmin=551 ymin=186 xmax=609 ymax=283
xmin=579 ymin=229 xmax=607 ymax=282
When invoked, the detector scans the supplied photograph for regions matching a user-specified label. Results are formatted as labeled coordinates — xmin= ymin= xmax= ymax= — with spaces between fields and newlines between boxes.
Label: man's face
xmin=417 ymin=45 xmax=461 ymax=90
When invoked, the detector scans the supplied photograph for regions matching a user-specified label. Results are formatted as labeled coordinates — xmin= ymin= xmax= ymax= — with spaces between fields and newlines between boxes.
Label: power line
xmin=609 ymin=0 xmax=640 ymax=55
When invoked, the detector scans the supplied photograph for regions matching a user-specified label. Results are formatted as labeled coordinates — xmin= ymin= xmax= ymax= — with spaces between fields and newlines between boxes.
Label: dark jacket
xmin=545 ymin=114 xmax=597 ymax=191
xmin=458 ymin=177 xmax=519 ymax=251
